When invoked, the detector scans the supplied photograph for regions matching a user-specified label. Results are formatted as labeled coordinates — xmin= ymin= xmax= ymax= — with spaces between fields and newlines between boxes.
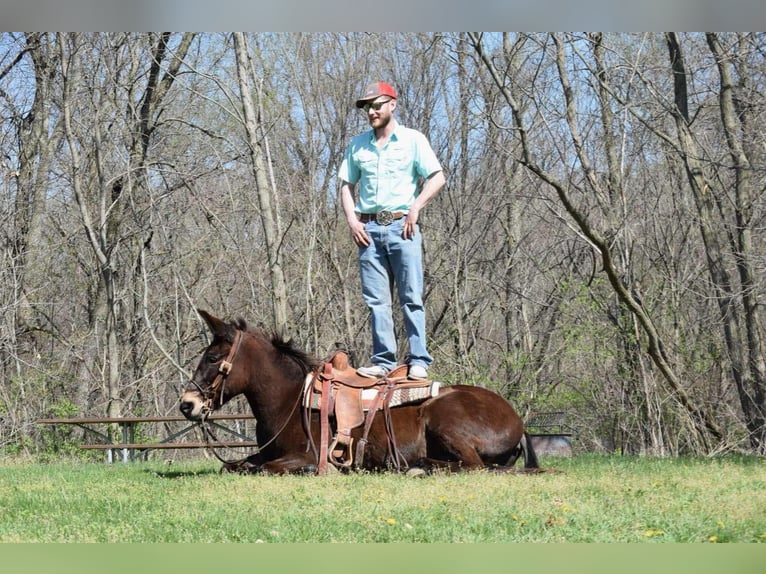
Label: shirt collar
xmin=368 ymin=120 xmax=401 ymax=144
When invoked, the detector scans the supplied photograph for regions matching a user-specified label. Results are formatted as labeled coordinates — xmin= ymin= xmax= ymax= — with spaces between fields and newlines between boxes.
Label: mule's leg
xmin=415 ymin=420 xmax=490 ymax=473
xmin=220 ymin=453 xmax=265 ymax=474
xmin=412 ymin=454 xmax=541 ymax=475
xmin=410 ymin=457 xmax=478 ymax=474
xmin=420 ymin=434 xmax=489 ymax=472
xmin=258 ymin=452 xmax=321 ymax=475
xmin=220 ymin=452 xmax=318 ymax=474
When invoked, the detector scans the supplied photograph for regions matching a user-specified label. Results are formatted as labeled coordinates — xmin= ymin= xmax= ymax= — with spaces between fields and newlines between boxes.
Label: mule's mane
xmin=234 ymin=318 xmax=321 ymax=376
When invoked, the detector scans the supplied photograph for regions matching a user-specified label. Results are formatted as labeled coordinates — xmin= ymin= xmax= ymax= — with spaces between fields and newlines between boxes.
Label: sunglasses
xmin=362 ymin=99 xmax=391 ymax=112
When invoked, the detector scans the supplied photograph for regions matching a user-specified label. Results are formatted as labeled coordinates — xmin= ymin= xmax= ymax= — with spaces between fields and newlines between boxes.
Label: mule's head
xmin=180 ymin=309 xmax=247 ymax=421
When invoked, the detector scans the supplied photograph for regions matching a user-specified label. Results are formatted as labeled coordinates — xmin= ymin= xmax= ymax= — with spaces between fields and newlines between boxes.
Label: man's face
xmin=363 ymin=97 xmax=395 ymax=129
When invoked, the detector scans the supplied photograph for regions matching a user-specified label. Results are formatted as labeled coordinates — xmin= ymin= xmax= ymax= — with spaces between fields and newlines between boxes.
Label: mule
xmin=179 ymin=309 xmax=540 ymax=474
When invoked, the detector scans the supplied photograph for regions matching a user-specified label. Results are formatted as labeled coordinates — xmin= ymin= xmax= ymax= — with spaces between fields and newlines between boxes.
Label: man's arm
xmin=340 ymin=180 xmax=370 ymax=247
xmin=403 ymin=170 xmax=445 ymax=239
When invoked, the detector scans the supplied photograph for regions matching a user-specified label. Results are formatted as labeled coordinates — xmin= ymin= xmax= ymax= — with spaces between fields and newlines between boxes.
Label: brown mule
xmin=180 ymin=309 xmax=540 ymax=475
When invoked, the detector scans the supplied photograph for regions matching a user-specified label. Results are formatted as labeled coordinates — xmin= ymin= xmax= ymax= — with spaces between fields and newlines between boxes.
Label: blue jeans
xmin=358 ymin=219 xmax=432 ymax=371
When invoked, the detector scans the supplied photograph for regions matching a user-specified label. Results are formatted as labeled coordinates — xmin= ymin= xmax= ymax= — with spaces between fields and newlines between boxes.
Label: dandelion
xmin=385 ymin=517 xmax=397 ymax=525
xmin=644 ymin=529 xmax=664 ymax=537
xmin=708 ymin=535 xmax=718 ymax=543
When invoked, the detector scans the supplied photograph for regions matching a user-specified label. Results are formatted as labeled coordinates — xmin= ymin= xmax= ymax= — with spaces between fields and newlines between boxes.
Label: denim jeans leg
xmin=358 ymin=224 xmax=397 ymax=371
xmin=388 ymin=222 xmax=433 ymax=368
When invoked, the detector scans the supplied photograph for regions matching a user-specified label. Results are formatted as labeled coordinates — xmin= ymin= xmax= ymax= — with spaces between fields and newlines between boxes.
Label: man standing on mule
xmin=338 ymin=81 xmax=445 ymax=381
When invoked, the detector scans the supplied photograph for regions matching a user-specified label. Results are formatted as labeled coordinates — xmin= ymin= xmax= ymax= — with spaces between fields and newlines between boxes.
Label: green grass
xmin=0 ymin=454 xmax=764 ymax=543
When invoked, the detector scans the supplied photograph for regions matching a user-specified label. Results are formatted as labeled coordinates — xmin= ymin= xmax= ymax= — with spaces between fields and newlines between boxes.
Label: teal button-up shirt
xmin=338 ymin=123 xmax=442 ymax=214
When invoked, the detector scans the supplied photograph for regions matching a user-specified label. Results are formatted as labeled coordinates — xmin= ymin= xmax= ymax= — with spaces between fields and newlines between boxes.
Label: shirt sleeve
xmin=338 ymin=142 xmax=359 ymax=185
xmin=414 ymin=132 xmax=442 ymax=179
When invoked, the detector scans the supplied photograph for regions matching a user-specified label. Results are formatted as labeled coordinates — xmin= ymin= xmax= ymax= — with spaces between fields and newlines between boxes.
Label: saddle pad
xmin=383 ymin=382 xmax=441 ymax=408
xmin=303 ymin=375 xmax=440 ymax=411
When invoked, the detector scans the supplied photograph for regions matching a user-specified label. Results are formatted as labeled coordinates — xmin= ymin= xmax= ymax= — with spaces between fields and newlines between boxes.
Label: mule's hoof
xmin=406 ymin=467 xmax=427 ymax=478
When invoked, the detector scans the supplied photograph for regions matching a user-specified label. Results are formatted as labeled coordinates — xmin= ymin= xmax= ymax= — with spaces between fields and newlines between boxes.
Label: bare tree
xmin=666 ymin=33 xmax=766 ymax=452
xmin=0 ymin=33 xmax=60 ymax=445
xmin=468 ymin=32 xmax=724 ymax=452
xmin=58 ymin=33 xmax=194 ymax=421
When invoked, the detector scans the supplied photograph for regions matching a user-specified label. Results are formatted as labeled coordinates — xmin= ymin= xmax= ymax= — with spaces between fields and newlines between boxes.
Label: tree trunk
xmin=704 ymin=33 xmax=766 ymax=452
xmin=232 ymin=32 xmax=289 ymax=333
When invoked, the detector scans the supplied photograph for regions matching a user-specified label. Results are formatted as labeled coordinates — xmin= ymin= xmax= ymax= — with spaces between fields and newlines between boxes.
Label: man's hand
xmin=402 ymin=206 xmax=420 ymax=239
xmin=350 ymin=219 xmax=370 ymax=247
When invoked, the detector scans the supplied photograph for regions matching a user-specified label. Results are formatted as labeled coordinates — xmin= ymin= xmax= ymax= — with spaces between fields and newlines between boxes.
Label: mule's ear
xmin=197 ymin=309 xmax=228 ymax=338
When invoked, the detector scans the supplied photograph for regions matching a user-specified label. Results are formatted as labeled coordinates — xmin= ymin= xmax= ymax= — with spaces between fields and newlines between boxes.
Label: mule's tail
xmin=520 ymin=432 xmax=540 ymax=469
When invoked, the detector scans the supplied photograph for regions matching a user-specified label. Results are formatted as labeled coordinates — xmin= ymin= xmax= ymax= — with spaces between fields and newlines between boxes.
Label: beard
xmin=369 ymin=111 xmax=393 ymax=130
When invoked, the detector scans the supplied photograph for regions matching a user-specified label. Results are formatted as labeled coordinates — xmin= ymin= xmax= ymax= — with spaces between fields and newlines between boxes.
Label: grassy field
xmin=0 ymin=454 xmax=764 ymax=543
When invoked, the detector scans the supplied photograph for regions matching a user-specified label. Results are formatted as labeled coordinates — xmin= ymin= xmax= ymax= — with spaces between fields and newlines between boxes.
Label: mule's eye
xmin=207 ymin=353 xmax=220 ymax=364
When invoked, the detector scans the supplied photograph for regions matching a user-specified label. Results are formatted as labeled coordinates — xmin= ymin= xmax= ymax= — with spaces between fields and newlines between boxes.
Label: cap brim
xmin=355 ymin=95 xmax=396 ymax=108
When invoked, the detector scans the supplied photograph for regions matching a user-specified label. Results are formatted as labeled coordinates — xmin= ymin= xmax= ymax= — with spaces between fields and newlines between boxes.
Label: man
xmin=338 ymin=81 xmax=446 ymax=380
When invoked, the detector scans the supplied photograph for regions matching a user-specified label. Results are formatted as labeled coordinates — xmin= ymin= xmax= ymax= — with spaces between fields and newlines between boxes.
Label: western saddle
xmin=304 ymin=350 xmax=439 ymax=474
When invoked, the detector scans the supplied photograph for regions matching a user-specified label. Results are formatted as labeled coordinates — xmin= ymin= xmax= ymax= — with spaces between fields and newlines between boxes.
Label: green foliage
xmin=49 ymin=399 xmax=79 ymax=418
xmin=0 ymin=455 xmax=763 ymax=542
xmin=36 ymin=401 xmax=83 ymax=461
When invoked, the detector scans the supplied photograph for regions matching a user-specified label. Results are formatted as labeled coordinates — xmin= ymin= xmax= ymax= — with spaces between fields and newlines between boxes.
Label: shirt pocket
xmin=383 ymin=148 xmax=411 ymax=176
xmin=356 ymin=149 xmax=379 ymax=174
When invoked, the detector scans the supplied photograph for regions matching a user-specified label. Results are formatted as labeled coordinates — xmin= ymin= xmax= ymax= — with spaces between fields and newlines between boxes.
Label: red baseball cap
xmin=355 ymin=81 xmax=398 ymax=108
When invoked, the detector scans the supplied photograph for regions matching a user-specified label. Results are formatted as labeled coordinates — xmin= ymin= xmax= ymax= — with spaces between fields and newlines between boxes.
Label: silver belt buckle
xmin=376 ymin=210 xmax=394 ymax=225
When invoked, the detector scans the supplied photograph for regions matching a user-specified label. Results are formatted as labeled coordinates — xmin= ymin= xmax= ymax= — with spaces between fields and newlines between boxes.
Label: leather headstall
xmin=205 ymin=329 xmax=244 ymax=412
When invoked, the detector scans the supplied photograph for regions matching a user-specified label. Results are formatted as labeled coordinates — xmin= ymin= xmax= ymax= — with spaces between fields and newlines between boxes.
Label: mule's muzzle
xmin=179 ymin=389 xmax=208 ymax=421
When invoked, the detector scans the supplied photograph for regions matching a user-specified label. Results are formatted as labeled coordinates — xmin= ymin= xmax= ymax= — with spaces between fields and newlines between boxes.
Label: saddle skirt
xmin=304 ymin=350 xmax=440 ymax=472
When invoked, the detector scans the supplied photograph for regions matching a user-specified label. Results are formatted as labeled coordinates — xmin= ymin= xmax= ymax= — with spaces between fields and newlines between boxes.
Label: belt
xmin=359 ymin=211 xmax=406 ymax=225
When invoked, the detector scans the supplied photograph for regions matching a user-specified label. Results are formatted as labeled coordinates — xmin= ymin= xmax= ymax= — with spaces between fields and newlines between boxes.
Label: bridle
xmin=204 ymin=329 xmax=243 ymax=413
xmin=187 ymin=328 xmax=244 ymax=415
xmin=185 ymin=329 xmax=245 ymax=465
